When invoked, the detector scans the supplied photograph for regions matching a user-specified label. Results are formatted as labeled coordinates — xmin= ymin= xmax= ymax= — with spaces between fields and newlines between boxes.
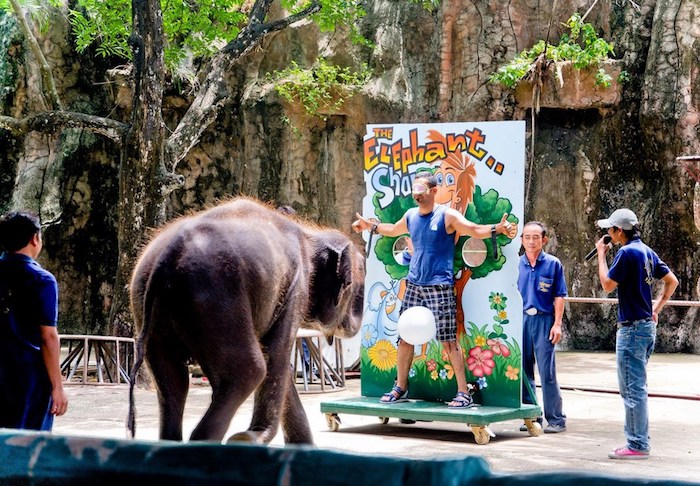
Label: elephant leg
xmin=146 ymin=334 xmax=190 ymax=441
xmin=230 ymin=307 xmax=309 ymax=444
xmin=190 ymin=323 xmax=267 ymax=442
xmin=281 ymin=379 xmax=313 ymax=444
xmin=190 ymin=363 xmax=266 ymax=442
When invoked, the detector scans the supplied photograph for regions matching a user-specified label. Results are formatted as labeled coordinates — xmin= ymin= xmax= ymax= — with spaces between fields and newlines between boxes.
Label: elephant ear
xmin=322 ymin=240 xmax=354 ymax=306
xmin=336 ymin=244 xmax=354 ymax=293
xmin=309 ymin=236 xmax=357 ymax=324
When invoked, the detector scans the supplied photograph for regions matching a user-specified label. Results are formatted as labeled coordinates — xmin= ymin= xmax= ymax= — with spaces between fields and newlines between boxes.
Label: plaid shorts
xmin=401 ymin=281 xmax=457 ymax=342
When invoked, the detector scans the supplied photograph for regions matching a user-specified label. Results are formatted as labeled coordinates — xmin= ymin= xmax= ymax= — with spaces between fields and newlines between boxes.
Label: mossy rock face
xmin=514 ymin=60 xmax=623 ymax=110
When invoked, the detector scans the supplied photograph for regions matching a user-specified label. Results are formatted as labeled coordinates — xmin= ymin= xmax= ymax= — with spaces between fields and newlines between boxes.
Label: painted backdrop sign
xmin=358 ymin=122 xmax=526 ymax=408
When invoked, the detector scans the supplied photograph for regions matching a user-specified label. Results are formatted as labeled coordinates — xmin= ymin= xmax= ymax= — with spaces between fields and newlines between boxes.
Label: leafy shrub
xmin=271 ymin=58 xmax=371 ymax=119
xmin=490 ymin=13 xmax=622 ymax=89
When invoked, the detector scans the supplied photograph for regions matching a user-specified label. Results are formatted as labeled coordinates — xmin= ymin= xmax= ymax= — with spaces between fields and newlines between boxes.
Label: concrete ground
xmin=53 ymin=351 xmax=700 ymax=484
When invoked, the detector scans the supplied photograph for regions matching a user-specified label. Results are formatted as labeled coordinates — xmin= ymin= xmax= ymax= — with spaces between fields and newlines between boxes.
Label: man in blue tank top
xmin=353 ymin=172 xmax=517 ymax=407
xmin=0 ymin=211 xmax=68 ymax=430
xmin=594 ymin=208 xmax=677 ymax=460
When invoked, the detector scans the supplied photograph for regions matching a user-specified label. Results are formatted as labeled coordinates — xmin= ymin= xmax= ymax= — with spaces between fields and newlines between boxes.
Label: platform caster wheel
xmin=471 ymin=425 xmax=491 ymax=445
xmin=325 ymin=413 xmax=341 ymax=432
xmin=524 ymin=419 xmax=542 ymax=437
xmin=378 ymin=417 xmax=390 ymax=424
xmin=399 ymin=418 xmax=416 ymax=424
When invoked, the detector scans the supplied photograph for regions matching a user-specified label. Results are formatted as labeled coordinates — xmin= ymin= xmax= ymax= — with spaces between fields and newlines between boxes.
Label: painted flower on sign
xmin=361 ymin=324 xmax=378 ymax=348
xmin=505 ymin=365 xmax=519 ymax=380
xmin=489 ymin=292 xmax=507 ymax=310
xmin=443 ymin=363 xmax=455 ymax=380
xmin=368 ymin=340 xmax=397 ymax=371
xmin=487 ymin=338 xmax=511 ymax=357
xmin=466 ymin=346 xmax=495 ymax=377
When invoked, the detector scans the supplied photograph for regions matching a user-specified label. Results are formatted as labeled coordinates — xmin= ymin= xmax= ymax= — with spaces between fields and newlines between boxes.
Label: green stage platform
xmin=320 ymin=397 xmax=542 ymax=444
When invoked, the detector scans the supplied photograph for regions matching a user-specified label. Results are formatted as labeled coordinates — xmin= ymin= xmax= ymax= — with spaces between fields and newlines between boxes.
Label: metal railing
xmin=564 ymin=297 xmax=700 ymax=307
xmin=60 ymin=334 xmax=135 ymax=385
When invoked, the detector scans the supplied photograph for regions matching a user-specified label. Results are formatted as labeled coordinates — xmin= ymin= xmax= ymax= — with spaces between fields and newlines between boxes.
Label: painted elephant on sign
xmin=127 ymin=198 xmax=365 ymax=444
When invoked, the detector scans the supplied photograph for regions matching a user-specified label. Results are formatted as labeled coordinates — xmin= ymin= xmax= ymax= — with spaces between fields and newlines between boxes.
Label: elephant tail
xmin=127 ymin=336 xmax=145 ymax=438
xmin=127 ymin=253 xmax=166 ymax=438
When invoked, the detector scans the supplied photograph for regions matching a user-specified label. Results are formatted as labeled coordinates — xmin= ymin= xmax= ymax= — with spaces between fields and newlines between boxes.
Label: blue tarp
xmin=0 ymin=431 xmax=695 ymax=485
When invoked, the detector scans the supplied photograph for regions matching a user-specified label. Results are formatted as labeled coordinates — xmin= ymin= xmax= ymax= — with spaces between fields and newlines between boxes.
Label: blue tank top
xmin=405 ymin=205 xmax=454 ymax=286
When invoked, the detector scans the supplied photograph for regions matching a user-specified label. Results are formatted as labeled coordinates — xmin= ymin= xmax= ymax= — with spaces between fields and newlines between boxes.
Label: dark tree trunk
xmin=109 ymin=0 xmax=167 ymax=337
xmin=107 ymin=0 xmax=322 ymax=337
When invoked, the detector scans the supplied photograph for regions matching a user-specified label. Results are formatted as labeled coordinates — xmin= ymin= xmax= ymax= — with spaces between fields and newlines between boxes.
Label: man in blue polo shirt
xmin=595 ymin=208 xmax=677 ymax=460
xmin=517 ymin=221 xmax=567 ymax=433
xmin=0 ymin=211 xmax=68 ymax=431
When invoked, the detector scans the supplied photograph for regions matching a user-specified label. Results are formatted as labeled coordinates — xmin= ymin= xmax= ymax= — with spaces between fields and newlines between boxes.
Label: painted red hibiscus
xmin=467 ymin=347 xmax=495 ymax=377
xmin=487 ymin=338 xmax=511 ymax=357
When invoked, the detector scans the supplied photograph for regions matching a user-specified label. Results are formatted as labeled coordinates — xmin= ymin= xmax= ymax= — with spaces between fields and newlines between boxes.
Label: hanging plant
xmin=489 ymin=12 xmax=624 ymax=91
xmin=488 ymin=9 xmax=628 ymax=208
xmin=271 ymin=58 xmax=372 ymax=120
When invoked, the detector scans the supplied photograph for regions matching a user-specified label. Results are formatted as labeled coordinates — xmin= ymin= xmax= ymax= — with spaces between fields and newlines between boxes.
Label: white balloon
xmin=397 ymin=306 xmax=437 ymax=345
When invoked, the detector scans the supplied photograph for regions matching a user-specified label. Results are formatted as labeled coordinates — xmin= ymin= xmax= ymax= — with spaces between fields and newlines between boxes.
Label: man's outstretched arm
xmin=352 ymin=212 xmax=409 ymax=237
xmin=447 ymin=211 xmax=517 ymax=239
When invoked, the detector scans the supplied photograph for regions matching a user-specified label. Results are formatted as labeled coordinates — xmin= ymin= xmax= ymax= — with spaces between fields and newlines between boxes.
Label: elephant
xmin=127 ymin=198 xmax=365 ymax=444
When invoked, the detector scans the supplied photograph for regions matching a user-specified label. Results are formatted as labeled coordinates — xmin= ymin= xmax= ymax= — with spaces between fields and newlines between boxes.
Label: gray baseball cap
xmin=597 ymin=208 xmax=638 ymax=230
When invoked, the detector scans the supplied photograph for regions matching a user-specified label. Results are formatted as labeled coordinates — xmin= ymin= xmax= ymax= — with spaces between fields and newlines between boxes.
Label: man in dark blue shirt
xmin=517 ymin=221 xmax=568 ymax=433
xmin=0 ymin=211 xmax=68 ymax=430
xmin=595 ymin=208 xmax=678 ymax=460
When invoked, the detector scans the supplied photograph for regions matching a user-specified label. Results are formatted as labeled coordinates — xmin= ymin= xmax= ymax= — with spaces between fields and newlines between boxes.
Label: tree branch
xmin=581 ymin=0 xmax=600 ymax=22
xmin=259 ymin=0 xmax=322 ymax=35
xmin=8 ymin=0 xmax=63 ymax=111
xmin=223 ymin=0 xmax=322 ymax=56
xmin=165 ymin=0 xmax=322 ymax=170
xmin=0 ymin=111 xmax=127 ymax=143
xmin=247 ymin=0 xmax=275 ymax=24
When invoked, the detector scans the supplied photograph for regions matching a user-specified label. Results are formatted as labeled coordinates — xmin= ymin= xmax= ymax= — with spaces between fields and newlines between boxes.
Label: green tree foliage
xmin=68 ymin=0 xmax=371 ymax=83
xmin=69 ymin=0 xmax=247 ymax=82
xmin=489 ymin=13 xmax=618 ymax=89
xmin=272 ymin=58 xmax=372 ymax=119
xmin=0 ymin=0 xmax=62 ymax=32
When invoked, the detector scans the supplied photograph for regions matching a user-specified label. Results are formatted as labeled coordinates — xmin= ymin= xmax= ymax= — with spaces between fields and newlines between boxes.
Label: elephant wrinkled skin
xmin=127 ymin=198 xmax=365 ymax=444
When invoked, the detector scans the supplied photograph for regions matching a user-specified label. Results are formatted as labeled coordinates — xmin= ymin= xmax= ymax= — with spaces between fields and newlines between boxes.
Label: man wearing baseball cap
xmin=593 ymin=208 xmax=678 ymax=460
